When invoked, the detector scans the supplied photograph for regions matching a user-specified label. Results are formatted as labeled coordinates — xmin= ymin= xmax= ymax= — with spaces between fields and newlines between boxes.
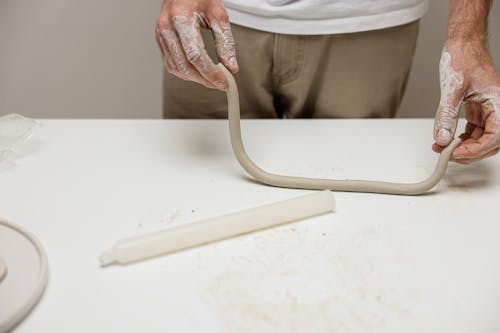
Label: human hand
xmin=433 ymin=42 xmax=500 ymax=164
xmin=155 ymin=0 xmax=239 ymax=90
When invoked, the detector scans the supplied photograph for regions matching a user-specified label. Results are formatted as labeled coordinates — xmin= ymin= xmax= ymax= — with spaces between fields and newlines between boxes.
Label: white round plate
xmin=0 ymin=219 xmax=48 ymax=332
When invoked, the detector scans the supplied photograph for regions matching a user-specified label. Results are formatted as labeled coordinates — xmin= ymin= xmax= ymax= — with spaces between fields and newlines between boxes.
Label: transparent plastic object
xmin=0 ymin=114 xmax=40 ymax=164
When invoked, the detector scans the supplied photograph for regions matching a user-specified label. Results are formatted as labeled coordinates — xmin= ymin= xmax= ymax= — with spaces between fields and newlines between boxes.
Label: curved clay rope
xmin=219 ymin=64 xmax=462 ymax=195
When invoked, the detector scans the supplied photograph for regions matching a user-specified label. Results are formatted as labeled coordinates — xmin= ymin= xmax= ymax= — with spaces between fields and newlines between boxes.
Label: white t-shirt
xmin=224 ymin=0 xmax=428 ymax=35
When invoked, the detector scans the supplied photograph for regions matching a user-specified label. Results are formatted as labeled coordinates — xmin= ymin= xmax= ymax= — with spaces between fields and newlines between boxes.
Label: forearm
xmin=447 ymin=0 xmax=490 ymax=46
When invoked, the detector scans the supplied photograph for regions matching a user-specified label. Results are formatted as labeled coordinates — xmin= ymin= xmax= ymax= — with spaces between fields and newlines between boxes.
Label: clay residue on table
xmin=197 ymin=222 xmax=416 ymax=333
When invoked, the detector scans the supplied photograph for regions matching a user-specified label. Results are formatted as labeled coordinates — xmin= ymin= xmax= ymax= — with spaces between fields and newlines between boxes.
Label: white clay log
xmin=100 ymin=191 xmax=335 ymax=266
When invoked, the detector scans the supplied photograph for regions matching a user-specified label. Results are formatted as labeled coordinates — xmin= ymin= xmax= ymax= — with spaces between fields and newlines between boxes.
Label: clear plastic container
xmin=0 ymin=114 xmax=40 ymax=164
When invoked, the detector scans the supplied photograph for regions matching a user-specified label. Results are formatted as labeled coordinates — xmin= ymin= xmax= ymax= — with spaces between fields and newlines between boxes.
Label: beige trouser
xmin=163 ymin=21 xmax=419 ymax=119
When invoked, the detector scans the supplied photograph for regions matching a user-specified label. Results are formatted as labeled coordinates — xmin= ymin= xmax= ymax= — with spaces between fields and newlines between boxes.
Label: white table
xmin=2 ymin=119 xmax=499 ymax=333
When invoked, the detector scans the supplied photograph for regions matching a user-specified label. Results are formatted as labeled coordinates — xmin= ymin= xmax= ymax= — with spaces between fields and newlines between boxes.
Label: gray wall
xmin=0 ymin=0 xmax=163 ymax=118
xmin=0 ymin=1 xmax=499 ymax=119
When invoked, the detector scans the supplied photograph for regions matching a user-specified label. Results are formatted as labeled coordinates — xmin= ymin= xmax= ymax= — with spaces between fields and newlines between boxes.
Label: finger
xmin=156 ymin=6 xmax=177 ymax=71
xmin=155 ymin=30 xmax=176 ymax=71
xmin=453 ymin=99 xmax=500 ymax=159
xmin=211 ymin=19 xmax=239 ymax=73
xmin=155 ymin=30 xmax=166 ymax=58
xmin=453 ymin=148 xmax=499 ymax=164
xmin=464 ymin=102 xmax=484 ymax=126
xmin=160 ymin=29 xmax=218 ymax=89
xmin=432 ymin=143 xmax=444 ymax=154
xmin=463 ymin=122 xmax=476 ymax=136
xmin=434 ymin=50 xmax=464 ymax=147
xmin=453 ymin=132 xmax=498 ymax=160
xmin=173 ymin=15 xmax=227 ymax=89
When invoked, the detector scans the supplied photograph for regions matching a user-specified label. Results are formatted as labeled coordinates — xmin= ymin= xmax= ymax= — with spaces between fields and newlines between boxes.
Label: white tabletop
xmin=2 ymin=119 xmax=499 ymax=333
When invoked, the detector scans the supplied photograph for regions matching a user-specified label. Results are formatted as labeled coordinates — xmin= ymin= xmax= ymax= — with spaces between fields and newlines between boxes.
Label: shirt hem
xmin=226 ymin=1 xmax=428 ymax=35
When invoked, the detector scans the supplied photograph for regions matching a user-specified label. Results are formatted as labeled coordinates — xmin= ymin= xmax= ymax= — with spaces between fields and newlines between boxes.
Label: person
xmin=155 ymin=0 xmax=500 ymax=164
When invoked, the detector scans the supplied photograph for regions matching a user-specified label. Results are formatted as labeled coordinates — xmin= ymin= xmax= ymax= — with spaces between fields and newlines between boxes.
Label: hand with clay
xmin=155 ymin=0 xmax=239 ymax=90
xmin=433 ymin=0 xmax=500 ymax=164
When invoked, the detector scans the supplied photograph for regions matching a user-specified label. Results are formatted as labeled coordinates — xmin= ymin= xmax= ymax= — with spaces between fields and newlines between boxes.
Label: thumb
xmin=434 ymin=101 xmax=461 ymax=147
xmin=434 ymin=50 xmax=465 ymax=147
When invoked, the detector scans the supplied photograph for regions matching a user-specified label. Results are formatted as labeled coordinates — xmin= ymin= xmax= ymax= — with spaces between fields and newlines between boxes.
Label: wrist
xmin=445 ymin=37 xmax=487 ymax=50
xmin=446 ymin=27 xmax=487 ymax=46
xmin=444 ymin=39 xmax=491 ymax=66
